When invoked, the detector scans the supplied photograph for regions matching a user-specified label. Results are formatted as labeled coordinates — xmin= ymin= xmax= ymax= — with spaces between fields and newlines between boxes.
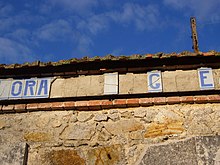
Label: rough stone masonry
xmin=0 ymin=103 xmax=220 ymax=164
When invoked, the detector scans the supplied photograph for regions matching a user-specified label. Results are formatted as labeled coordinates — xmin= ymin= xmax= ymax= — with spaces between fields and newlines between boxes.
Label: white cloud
xmin=47 ymin=0 xmax=98 ymax=14
xmin=77 ymin=14 xmax=109 ymax=35
xmin=0 ymin=37 xmax=36 ymax=64
xmin=0 ymin=10 xmax=42 ymax=34
xmin=77 ymin=3 xmax=160 ymax=35
xmin=73 ymin=3 xmax=162 ymax=57
xmin=5 ymin=29 xmax=31 ymax=44
xmin=164 ymin=0 xmax=220 ymax=22
xmin=0 ymin=1 xmax=162 ymax=63
xmin=76 ymin=34 xmax=93 ymax=55
xmin=108 ymin=3 xmax=160 ymax=31
xmin=74 ymin=3 xmax=161 ymax=56
xmin=0 ymin=4 xmax=13 ymax=16
xmin=36 ymin=20 xmax=73 ymax=42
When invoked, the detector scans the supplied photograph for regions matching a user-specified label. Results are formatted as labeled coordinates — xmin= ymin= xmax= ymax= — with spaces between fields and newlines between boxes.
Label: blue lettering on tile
xmin=24 ymin=80 xmax=37 ymax=97
xmin=149 ymin=74 xmax=160 ymax=89
xmin=35 ymin=79 xmax=51 ymax=98
xmin=148 ymin=71 xmax=162 ymax=92
xmin=198 ymin=68 xmax=214 ymax=90
xmin=11 ymin=81 xmax=23 ymax=97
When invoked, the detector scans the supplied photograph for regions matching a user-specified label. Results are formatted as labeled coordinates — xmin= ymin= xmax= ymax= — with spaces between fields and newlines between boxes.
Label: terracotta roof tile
xmin=1 ymin=51 xmax=220 ymax=70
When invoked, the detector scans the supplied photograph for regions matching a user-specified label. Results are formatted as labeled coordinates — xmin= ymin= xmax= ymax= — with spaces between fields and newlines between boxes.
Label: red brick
xmin=126 ymin=99 xmax=139 ymax=107
xmin=38 ymin=103 xmax=52 ymax=110
xmin=51 ymin=102 xmax=64 ymax=110
xmin=2 ymin=104 xmax=14 ymax=112
xmin=194 ymin=96 xmax=209 ymax=103
xmin=64 ymin=101 xmax=76 ymax=110
xmin=207 ymin=95 xmax=220 ymax=102
xmin=14 ymin=104 xmax=26 ymax=112
xmin=75 ymin=101 xmax=88 ymax=110
xmin=166 ymin=97 xmax=181 ymax=104
xmin=146 ymin=54 xmax=153 ymax=58
xmin=26 ymin=103 xmax=39 ymax=111
xmin=101 ymin=100 xmax=113 ymax=109
xmin=153 ymin=97 xmax=166 ymax=105
xmin=203 ymin=52 xmax=214 ymax=56
xmin=139 ymin=98 xmax=153 ymax=106
xmin=88 ymin=100 xmax=101 ymax=110
xmin=181 ymin=96 xmax=194 ymax=103
xmin=113 ymin=99 xmax=127 ymax=108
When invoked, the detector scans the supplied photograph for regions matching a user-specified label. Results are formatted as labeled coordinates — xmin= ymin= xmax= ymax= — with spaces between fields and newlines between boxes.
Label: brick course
xmin=0 ymin=94 xmax=220 ymax=113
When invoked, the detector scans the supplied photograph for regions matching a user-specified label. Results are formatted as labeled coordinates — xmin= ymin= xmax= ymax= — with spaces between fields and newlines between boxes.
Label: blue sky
xmin=0 ymin=0 xmax=220 ymax=64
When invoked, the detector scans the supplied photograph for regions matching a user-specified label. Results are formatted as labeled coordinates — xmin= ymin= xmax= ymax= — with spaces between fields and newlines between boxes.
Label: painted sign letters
xmin=147 ymin=71 xmax=162 ymax=92
xmin=198 ymin=68 xmax=214 ymax=90
xmin=0 ymin=78 xmax=53 ymax=100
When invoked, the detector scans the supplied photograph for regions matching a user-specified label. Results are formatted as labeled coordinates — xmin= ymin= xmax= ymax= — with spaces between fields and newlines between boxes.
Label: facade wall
xmin=0 ymin=67 xmax=219 ymax=100
xmin=1 ymin=65 xmax=220 ymax=164
xmin=0 ymin=103 xmax=220 ymax=164
xmin=50 ymin=68 xmax=220 ymax=98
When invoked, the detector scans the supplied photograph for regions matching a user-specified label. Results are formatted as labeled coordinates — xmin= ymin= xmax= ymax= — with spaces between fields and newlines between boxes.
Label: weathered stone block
xmin=51 ymin=119 xmax=62 ymax=128
xmin=104 ymin=119 xmax=144 ymax=135
xmin=77 ymin=76 xmax=91 ymax=96
xmin=187 ymin=122 xmax=213 ymax=135
xmin=50 ymin=78 xmax=65 ymax=98
xmin=87 ymin=145 xmax=124 ymax=165
xmin=119 ymin=73 xmax=134 ymax=94
xmin=98 ymin=128 xmax=112 ymax=141
xmin=63 ymin=78 xmax=78 ymax=97
xmin=28 ymin=149 xmax=85 ymax=165
xmin=195 ymin=136 xmax=220 ymax=165
xmin=119 ymin=73 xmax=148 ymax=94
xmin=60 ymin=122 xmax=96 ymax=140
xmin=0 ymin=143 xmax=28 ymax=165
xmin=162 ymin=71 xmax=177 ymax=92
xmin=144 ymin=119 xmax=184 ymax=138
xmin=129 ymin=130 xmax=143 ymax=140
xmin=163 ymin=70 xmax=200 ymax=92
xmin=120 ymin=111 xmax=133 ymax=119
xmin=213 ymin=69 xmax=220 ymax=90
xmin=24 ymin=132 xmax=52 ymax=142
xmin=51 ymin=77 xmax=78 ymax=98
xmin=175 ymin=70 xmax=200 ymax=92
xmin=89 ymin=75 xmax=104 ymax=96
xmin=185 ymin=106 xmax=215 ymax=135
xmin=138 ymin=137 xmax=198 ymax=165
xmin=108 ymin=113 xmax=120 ymax=121
xmin=35 ymin=115 xmax=50 ymax=128
xmin=134 ymin=107 xmax=146 ymax=118
xmin=138 ymin=136 xmax=220 ymax=165
xmin=77 ymin=112 xmax=93 ymax=122
xmin=133 ymin=73 xmax=148 ymax=93
xmin=94 ymin=113 xmax=108 ymax=122
xmin=51 ymin=75 xmax=104 ymax=98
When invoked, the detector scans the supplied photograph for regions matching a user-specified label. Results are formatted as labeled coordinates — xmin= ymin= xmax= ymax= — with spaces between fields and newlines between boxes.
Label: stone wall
xmin=0 ymin=103 xmax=220 ymax=164
xmin=50 ymin=68 xmax=220 ymax=98
xmin=1 ymin=66 xmax=220 ymax=164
